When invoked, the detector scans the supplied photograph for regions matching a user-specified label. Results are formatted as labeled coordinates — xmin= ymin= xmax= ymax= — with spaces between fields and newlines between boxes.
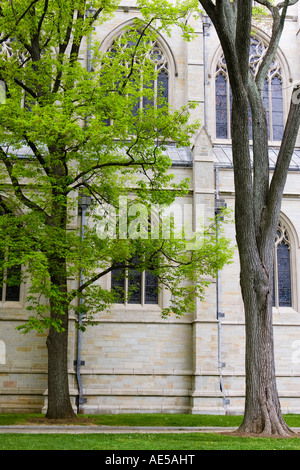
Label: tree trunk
xmin=237 ymin=256 xmax=295 ymax=436
xmin=231 ymin=90 xmax=295 ymax=436
xmin=198 ymin=0 xmax=300 ymax=436
xmin=45 ymin=253 xmax=76 ymax=419
xmin=45 ymin=172 xmax=77 ymax=419
xmin=46 ymin=314 xmax=76 ymax=419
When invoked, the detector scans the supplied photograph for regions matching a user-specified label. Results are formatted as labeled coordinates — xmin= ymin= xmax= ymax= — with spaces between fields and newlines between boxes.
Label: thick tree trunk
xmin=231 ymin=90 xmax=295 ymax=436
xmin=45 ymin=172 xmax=77 ymax=419
xmin=237 ymin=258 xmax=294 ymax=436
xmin=45 ymin=255 xmax=76 ymax=419
xmin=198 ymin=0 xmax=300 ymax=436
xmin=46 ymin=317 xmax=76 ymax=419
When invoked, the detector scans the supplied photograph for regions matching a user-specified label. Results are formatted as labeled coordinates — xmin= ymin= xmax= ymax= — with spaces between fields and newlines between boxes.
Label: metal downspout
xmin=75 ymin=7 xmax=93 ymax=413
xmin=215 ymin=166 xmax=230 ymax=412
xmin=202 ymin=14 xmax=211 ymax=130
xmin=76 ymin=200 xmax=88 ymax=413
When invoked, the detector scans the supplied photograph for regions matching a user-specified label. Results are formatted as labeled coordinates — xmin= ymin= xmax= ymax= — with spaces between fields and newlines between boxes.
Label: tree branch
xmin=23 ymin=135 xmax=51 ymax=176
xmin=248 ymin=72 xmax=269 ymax=239
xmin=0 ymin=0 xmax=41 ymax=45
xmin=265 ymin=85 xmax=300 ymax=241
xmin=52 ymin=3 xmax=75 ymax=93
xmin=199 ymin=0 xmax=243 ymax=94
xmin=69 ymin=261 xmax=137 ymax=301
xmin=13 ymin=78 xmax=37 ymax=100
xmin=0 ymin=146 xmax=50 ymax=221
xmin=197 ymin=0 xmax=216 ymax=19
xmin=235 ymin=0 xmax=252 ymax=85
xmin=255 ymin=1 xmax=286 ymax=91
xmin=37 ymin=0 xmax=49 ymax=36
xmin=277 ymin=0 xmax=299 ymax=8
xmin=70 ymin=158 xmax=155 ymax=188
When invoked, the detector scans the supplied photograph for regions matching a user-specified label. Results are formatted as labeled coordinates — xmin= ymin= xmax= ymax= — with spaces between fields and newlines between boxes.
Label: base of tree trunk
xmin=45 ymin=408 xmax=77 ymax=420
xmin=237 ymin=407 xmax=298 ymax=437
xmin=233 ymin=428 xmax=298 ymax=438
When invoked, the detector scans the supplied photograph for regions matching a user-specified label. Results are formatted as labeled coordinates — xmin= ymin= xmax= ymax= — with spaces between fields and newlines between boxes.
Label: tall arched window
xmin=136 ymin=42 xmax=169 ymax=112
xmin=273 ymin=222 xmax=292 ymax=308
xmin=215 ymin=37 xmax=284 ymax=142
xmin=105 ymin=31 xmax=169 ymax=122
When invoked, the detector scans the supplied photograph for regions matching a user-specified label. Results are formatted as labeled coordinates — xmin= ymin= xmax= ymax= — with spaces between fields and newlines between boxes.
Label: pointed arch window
xmin=273 ymin=222 xmax=292 ymax=308
xmin=215 ymin=37 xmax=284 ymax=142
xmin=105 ymin=31 xmax=169 ymax=124
xmin=135 ymin=42 xmax=169 ymax=112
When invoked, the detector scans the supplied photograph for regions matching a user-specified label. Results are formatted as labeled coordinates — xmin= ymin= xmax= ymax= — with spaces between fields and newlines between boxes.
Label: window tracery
xmin=215 ymin=37 xmax=284 ymax=142
xmin=107 ymin=32 xmax=169 ymax=116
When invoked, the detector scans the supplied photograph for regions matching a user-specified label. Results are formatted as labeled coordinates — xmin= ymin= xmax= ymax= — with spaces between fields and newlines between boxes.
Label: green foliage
xmin=0 ymin=0 xmax=233 ymax=335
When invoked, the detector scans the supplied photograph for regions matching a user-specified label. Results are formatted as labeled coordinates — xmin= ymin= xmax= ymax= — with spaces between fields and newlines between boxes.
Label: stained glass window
xmin=215 ymin=37 xmax=284 ymax=142
xmin=106 ymin=36 xmax=169 ymax=123
xmin=128 ymin=257 xmax=142 ymax=304
xmin=111 ymin=266 xmax=125 ymax=304
xmin=216 ymin=74 xmax=228 ymax=139
xmin=111 ymin=260 xmax=159 ymax=305
xmin=273 ymin=223 xmax=292 ymax=308
xmin=271 ymin=76 xmax=284 ymax=141
xmin=145 ymin=271 xmax=159 ymax=304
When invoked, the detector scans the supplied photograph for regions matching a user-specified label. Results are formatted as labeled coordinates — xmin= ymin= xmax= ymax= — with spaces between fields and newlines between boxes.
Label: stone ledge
xmin=79 ymin=367 xmax=194 ymax=376
xmin=81 ymin=404 xmax=191 ymax=414
xmin=81 ymin=388 xmax=192 ymax=397
xmin=0 ymin=388 xmax=45 ymax=395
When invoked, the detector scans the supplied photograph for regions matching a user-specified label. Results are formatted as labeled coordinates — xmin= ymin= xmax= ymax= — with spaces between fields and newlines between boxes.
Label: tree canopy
xmin=0 ymin=0 xmax=233 ymax=418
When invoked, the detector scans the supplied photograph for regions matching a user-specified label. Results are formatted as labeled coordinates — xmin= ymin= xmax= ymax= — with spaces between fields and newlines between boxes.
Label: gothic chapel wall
xmin=1 ymin=2 xmax=300 ymax=415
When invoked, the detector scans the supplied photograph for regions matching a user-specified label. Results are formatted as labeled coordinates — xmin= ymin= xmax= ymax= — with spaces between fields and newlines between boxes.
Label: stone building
xmin=1 ymin=1 xmax=300 ymax=415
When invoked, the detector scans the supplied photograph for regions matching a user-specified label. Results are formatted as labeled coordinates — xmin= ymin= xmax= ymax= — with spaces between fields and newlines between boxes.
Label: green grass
xmin=1 ymin=432 xmax=300 ymax=450
xmin=0 ymin=412 xmax=243 ymax=427
xmin=2 ymin=412 xmax=300 ymax=428
xmin=1 ymin=413 xmax=300 ymax=450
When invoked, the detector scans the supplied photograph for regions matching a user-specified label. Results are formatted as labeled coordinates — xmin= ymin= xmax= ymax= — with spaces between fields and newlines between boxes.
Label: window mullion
xmin=268 ymin=77 xmax=273 ymax=142
xmin=274 ymin=247 xmax=279 ymax=308
xmin=141 ymin=271 xmax=145 ymax=306
xmin=125 ymin=269 xmax=129 ymax=306
xmin=227 ymin=78 xmax=231 ymax=140
xmin=2 ymin=248 xmax=8 ymax=303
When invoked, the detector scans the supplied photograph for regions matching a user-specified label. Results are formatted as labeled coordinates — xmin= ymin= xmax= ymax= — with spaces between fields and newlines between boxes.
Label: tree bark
xmin=199 ymin=0 xmax=300 ymax=437
xmin=237 ymin=242 xmax=294 ymax=435
xmin=231 ymin=85 xmax=295 ymax=437
xmin=45 ymin=163 xmax=76 ymax=419
xmin=46 ymin=304 xmax=76 ymax=419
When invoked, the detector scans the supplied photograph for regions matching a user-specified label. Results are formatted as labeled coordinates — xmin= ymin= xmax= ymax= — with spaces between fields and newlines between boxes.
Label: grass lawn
xmin=0 ymin=412 xmax=244 ymax=427
xmin=1 ymin=431 xmax=300 ymax=450
xmin=1 ymin=413 xmax=300 ymax=450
